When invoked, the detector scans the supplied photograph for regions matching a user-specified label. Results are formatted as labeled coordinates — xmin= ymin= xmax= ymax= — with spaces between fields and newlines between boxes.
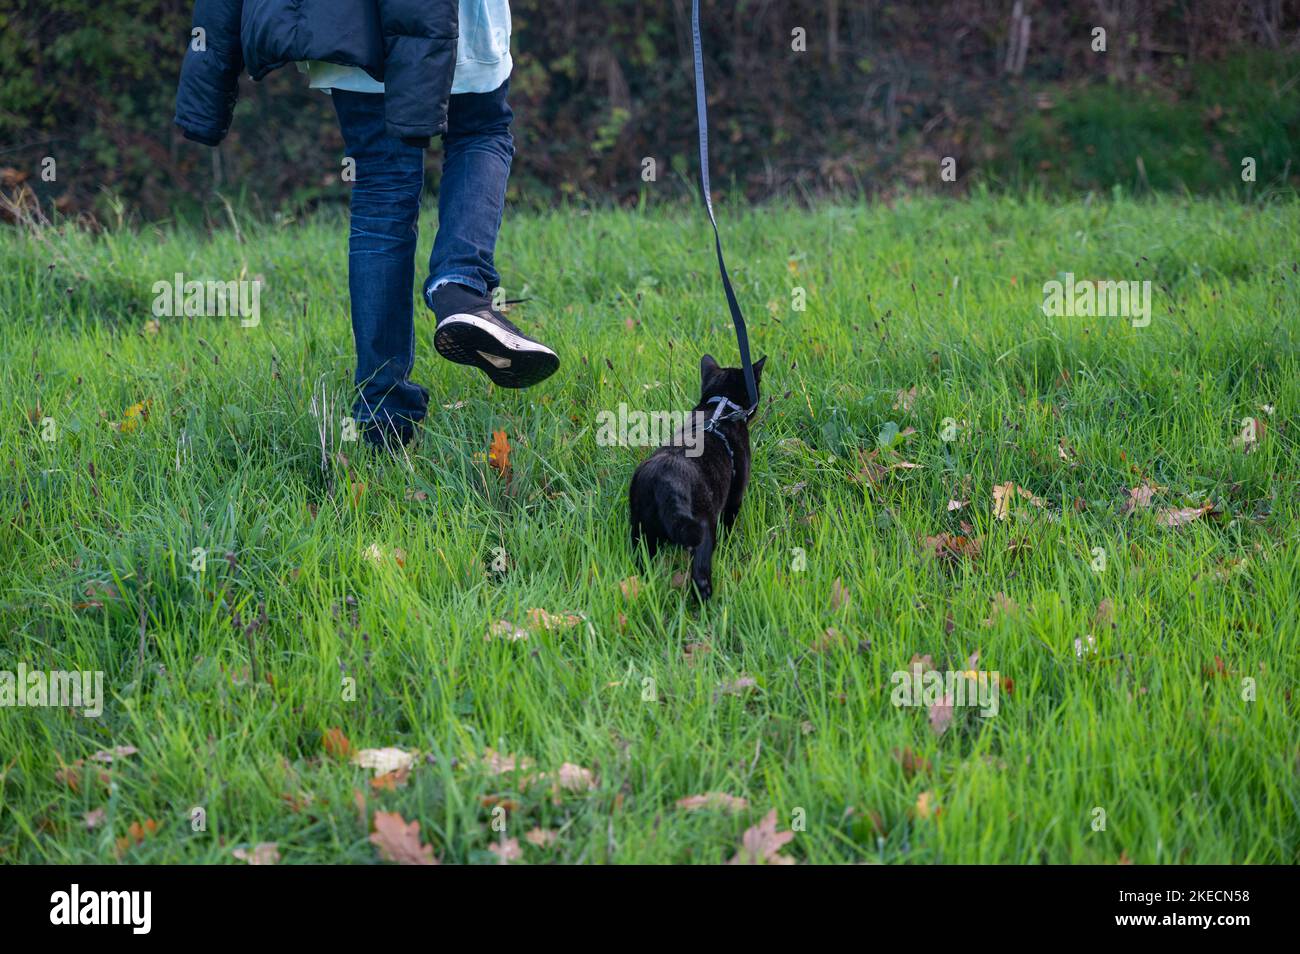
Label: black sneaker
xmin=361 ymin=417 xmax=417 ymax=452
xmin=429 ymin=283 xmax=559 ymax=389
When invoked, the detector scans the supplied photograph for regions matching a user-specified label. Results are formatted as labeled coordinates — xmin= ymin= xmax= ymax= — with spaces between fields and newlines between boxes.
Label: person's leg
xmin=424 ymin=80 xmax=515 ymax=299
xmin=424 ymin=79 xmax=558 ymax=388
xmin=332 ymin=89 xmax=429 ymax=445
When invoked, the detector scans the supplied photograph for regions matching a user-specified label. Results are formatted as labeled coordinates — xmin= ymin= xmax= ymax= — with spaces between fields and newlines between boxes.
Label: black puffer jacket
xmin=174 ymin=0 xmax=458 ymax=148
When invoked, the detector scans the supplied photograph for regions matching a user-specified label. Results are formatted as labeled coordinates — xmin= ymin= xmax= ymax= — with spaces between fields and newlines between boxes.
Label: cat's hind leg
xmin=690 ymin=521 xmax=716 ymax=600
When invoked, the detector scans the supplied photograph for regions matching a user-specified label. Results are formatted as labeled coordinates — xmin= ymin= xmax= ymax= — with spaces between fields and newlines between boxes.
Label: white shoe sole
xmin=434 ymin=313 xmax=559 ymax=388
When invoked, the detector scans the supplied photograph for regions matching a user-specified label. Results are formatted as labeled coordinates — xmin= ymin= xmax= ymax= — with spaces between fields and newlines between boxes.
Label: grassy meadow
xmin=1 ymin=194 xmax=1297 ymax=863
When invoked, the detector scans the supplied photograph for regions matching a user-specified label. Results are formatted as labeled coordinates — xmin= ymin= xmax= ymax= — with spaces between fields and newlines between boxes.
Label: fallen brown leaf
xmin=1123 ymin=481 xmax=1165 ymax=514
xmin=524 ymin=827 xmax=559 ymax=848
xmin=232 ymin=842 xmax=280 ymax=865
xmin=922 ymin=533 xmax=982 ymax=563
xmin=370 ymin=768 xmax=410 ymax=791
xmin=369 ymin=811 xmax=438 ymax=865
xmin=928 ymin=693 xmax=955 ymax=736
xmin=1156 ymin=503 xmax=1213 ymax=528
xmin=488 ymin=430 xmax=511 ymax=479
xmin=89 ymin=745 xmax=137 ymax=764
xmin=728 ymin=809 xmax=795 ymax=865
xmin=914 ymin=790 xmax=939 ymax=820
xmin=894 ymin=746 xmax=932 ymax=779
xmin=993 ymin=481 xmax=1048 ymax=520
xmin=114 ymin=818 xmax=158 ymax=856
xmin=676 ymin=792 xmax=749 ymax=812
xmin=488 ymin=837 xmax=522 ymax=864
xmin=525 ymin=607 xmax=582 ymax=632
xmin=552 ymin=762 xmax=596 ymax=794
xmin=322 ymin=727 xmax=352 ymax=760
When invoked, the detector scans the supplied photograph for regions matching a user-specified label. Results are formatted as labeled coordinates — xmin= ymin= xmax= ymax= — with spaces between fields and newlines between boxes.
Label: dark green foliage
xmin=1 ymin=1 xmax=1297 ymax=221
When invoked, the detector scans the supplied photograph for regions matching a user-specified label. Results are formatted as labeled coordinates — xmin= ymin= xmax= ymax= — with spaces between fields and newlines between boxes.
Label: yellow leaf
xmin=119 ymin=399 xmax=152 ymax=434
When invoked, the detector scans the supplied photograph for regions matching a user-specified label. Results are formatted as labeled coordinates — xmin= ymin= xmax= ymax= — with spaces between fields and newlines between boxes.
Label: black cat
xmin=628 ymin=354 xmax=766 ymax=599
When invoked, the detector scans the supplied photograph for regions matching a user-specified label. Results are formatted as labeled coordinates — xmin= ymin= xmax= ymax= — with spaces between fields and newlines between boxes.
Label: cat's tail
xmin=657 ymin=483 xmax=703 ymax=549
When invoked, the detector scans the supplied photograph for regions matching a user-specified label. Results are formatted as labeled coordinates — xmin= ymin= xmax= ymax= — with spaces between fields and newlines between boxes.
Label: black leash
xmin=691 ymin=0 xmax=759 ymax=413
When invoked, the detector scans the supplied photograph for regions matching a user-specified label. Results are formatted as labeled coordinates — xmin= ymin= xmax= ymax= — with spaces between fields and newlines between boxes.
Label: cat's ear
xmin=700 ymin=354 xmax=720 ymax=388
xmin=752 ymin=355 xmax=767 ymax=383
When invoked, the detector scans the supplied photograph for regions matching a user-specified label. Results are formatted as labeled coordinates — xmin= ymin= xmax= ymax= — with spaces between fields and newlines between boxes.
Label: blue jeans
xmin=332 ymin=81 xmax=514 ymax=434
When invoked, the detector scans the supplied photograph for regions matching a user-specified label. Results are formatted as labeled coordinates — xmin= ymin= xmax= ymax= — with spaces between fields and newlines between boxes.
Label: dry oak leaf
xmin=89 ymin=745 xmax=138 ymax=764
xmin=555 ymin=762 xmax=596 ymax=791
xmin=855 ymin=448 xmax=922 ymax=486
xmin=488 ymin=837 xmax=523 ymax=864
xmin=480 ymin=748 xmax=536 ymax=778
xmin=479 ymin=794 xmax=521 ymax=812
xmin=370 ymin=769 xmax=410 ymax=791
xmin=728 ymin=809 xmax=795 ymax=865
xmin=83 ymin=808 xmax=106 ymax=830
xmin=525 ymin=607 xmax=582 ymax=632
xmin=322 ymin=727 xmax=352 ymax=760
xmin=1123 ymin=481 xmax=1166 ymax=513
xmin=352 ymin=747 xmax=417 ymax=776
xmin=992 ymin=481 xmax=1047 ymax=520
xmin=914 ymin=790 xmax=939 ymax=820
xmin=115 ymin=819 xmax=159 ymax=856
xmin=369 ymin=811 xmax=438 ymax=865
xmin=618 ymin=575 xmax=642 ymax=601
xmin=54 ymin=756 xmax=109 ymax=793
xmin=488 ymin=429 xmax=511 ymax=478
xmin=232 ymin=842 xmax=280 ymax=865
xmin=922 ymin=533 xmax=982 ymax=563
xmin=893 ymin=746 xmax=931 ymax=779
xmin=929 ymin=693 xmax=955 ymax=736
xmin=677 ymin=792 xmax=749 ymax=813
xmin=1157 ymin=503 xmax=1213 ymax=528
xmin=524 ymin=827 xmax=559 ymax=848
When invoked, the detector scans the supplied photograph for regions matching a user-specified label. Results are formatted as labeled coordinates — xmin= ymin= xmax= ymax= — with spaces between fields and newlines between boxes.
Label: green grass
xmin=1003 ymin=52 xmax=1300 ymax=195
xmin=1 ymin=193 xmax=1298 ymax=864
